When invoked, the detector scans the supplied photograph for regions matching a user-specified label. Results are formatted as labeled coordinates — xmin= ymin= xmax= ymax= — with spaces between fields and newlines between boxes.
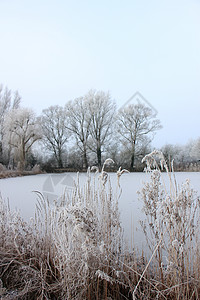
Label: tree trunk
xmin=58 ymin=158 xmax=63 ymax=168
xmin=82 ymin=148 xmax=88 ymax=170
xmin=18 ymin=142 xmax=26 ymax=171
xmin=97 ymin=147 xmax=102 ymax=169
xmin=130 ymin=142 xmax=136 ymax=171
xmin=19 ymin=160 xmax=25 ymax=171
xmin=58 ymin=149 xmax=63 ymax=168
xmin=0 ymin=141 xmax=2 ymax=163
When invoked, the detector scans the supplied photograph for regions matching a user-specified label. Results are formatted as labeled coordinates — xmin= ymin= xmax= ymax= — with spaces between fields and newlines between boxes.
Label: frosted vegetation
xmin=0 ymin=83 xmax=200 ymax=173
xmin=0 ymin=84 xmax=200 ymax=298
xmin=0 ymin=153 xmax=200 ymax=299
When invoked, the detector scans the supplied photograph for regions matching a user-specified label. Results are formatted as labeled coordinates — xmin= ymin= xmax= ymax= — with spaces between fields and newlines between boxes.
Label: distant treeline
xmin=0 ymin=84 xmax=200 ymax=173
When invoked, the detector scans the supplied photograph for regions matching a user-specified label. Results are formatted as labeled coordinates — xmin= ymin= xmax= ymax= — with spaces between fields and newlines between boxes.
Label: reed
xmin=0 ymin=154 xmax=199 ymax=299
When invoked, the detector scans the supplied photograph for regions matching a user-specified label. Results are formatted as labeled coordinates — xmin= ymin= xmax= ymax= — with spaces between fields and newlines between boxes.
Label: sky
xmin=0 ymin=0 xmax=200 ymax=148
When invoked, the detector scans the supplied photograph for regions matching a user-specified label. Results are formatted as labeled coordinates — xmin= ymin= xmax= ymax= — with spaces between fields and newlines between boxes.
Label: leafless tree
xmin=0 ymin=84 xmax=21 ymax=160
xmin=41 ymin=105 xmax=70 ymax=168
xmin=161 ymin=143 xmax=182 ymax=166
xmin=4 ymin=108 xmax=41 ymax=170
xmin=117 ymin=103 xmax=162 ymax=170
xmin=87 ymin=90 xmax=116 ymax=168
xmin=190 ymin=138 xmax=200 ymax=160
xmin=65 ymin=97 xmax=91 ymax=169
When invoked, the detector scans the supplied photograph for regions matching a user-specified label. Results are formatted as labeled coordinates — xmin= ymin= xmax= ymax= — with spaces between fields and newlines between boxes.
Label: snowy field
xmin=0 ymin=172 xmax=200 ymax=250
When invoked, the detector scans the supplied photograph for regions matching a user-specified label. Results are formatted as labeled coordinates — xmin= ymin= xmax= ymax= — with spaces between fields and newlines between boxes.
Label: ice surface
xmin=0 ymin=172 xmax=199 ymax=251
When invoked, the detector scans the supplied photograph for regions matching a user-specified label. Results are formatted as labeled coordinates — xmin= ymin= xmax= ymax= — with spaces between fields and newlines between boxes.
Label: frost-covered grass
xmin=0 ymin=155 xmax=200 ymax=299
xmin=137 ymin=151 xmax=200 ymax=299
xmin=0 ymin=163 xmax=42 ymax=179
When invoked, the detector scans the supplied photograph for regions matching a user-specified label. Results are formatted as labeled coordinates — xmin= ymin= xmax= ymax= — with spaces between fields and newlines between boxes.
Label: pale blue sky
xmin=0 ymin=0 xmax=200 ymax=147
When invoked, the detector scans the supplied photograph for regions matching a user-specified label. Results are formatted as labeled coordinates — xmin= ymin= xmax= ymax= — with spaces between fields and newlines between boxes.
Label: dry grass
xmin=0 ymin=164 xmax=42 ymax=179
xmin=0 ymin=154 xmax=200 ymax=299
xmin=138 ymin=150 xmax=200 ymax=299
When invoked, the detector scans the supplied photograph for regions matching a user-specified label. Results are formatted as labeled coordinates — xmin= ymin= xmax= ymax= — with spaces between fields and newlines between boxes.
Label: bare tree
xmin=4 ymin=108 xmax=41 ymax=170
xmin=0 ymin=84 xmax=21 ymax=161
xmin=190 ymin=138 xmax=200 ymax=160
xmin=117 ymin=103 xmax=162 ymax=171
xmin=41 ymin=105 xmax=69 ymax=168
xmin=65 ymin=97 xmax=91 ymax=169
xmin=161 ymin=143 xmax=182 ymax=166
xmin=87 ymin=90 xmax=116 ymax=168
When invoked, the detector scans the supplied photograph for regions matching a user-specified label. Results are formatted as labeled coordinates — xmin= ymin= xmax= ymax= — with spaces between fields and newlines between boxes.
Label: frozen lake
xmin=0 ymin=172 xmax=200 ymax=250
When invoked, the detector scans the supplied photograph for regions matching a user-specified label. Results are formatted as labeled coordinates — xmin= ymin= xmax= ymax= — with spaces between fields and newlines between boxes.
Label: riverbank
xmin=0 ymin=161 xmax=200 ymax=180
xmin=0 ymin=169 xmax=43 ymax=179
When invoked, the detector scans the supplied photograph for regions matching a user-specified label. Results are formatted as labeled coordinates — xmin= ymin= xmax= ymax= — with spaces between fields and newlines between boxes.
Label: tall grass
xmin=138 ymin=150 xmax=200 ymax=299
xmin=0 ymin=159 xmax=128 ymax=299
xmin=0 ymin=153 xmax=200 ymax=299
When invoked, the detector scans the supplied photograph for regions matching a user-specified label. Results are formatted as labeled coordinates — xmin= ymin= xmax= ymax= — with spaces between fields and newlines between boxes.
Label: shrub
xmin=31 ymin=164 xmax=41 ymax=174
xmin=0 ymin=163 xmax=7 ymax=172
